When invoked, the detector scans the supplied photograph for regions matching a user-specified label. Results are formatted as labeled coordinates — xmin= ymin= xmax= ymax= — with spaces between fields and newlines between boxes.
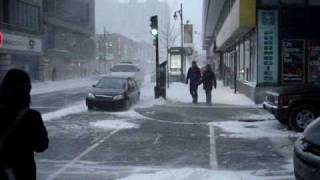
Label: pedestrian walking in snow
xmin=0 ymin=69 xmax=49 ymax=180
xmin=202 ymin=64 xmax=217 ymax=105
xmin=186 ymin=61 xmax=201 ymax=104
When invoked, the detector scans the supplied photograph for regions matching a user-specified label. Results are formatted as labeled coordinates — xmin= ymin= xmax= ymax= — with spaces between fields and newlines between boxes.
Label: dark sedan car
xmin=294 ymin=118 xmax=320 ymax=180
xmin=86 ymin=75 xmax=140 ymax=110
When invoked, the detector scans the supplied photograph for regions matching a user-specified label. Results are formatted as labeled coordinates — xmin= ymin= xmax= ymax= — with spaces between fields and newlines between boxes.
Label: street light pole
xmin=174 ymin=3 xmax=184 ymax=82
xmin=103 ymin=27 xmax=107 ymax=73
xmin=180 ymin=3 xmax=184 ymax=82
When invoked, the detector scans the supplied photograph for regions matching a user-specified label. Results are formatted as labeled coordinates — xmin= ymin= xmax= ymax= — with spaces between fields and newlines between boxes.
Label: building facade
xmin=96 ymin=33 xmax=154 ymax=73
xmin=203 ymin=0 xmax=320 ymax=103
xmin=0 ymin=0 xmax=43 ymax=80
xmin=42 ymin=0 xmax=95 ymax=80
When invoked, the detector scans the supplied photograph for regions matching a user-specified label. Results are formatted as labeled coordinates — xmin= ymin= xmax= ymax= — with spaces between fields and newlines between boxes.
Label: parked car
xmin=294 ymin=118 xmax=320 ymax=180
xmin=86 ymin=75 xmax=140 ymax=110
xmin=110 ymin=63 xmax=144 ymax=85
xmin=263 ymin=85 xmax=320 ymax=132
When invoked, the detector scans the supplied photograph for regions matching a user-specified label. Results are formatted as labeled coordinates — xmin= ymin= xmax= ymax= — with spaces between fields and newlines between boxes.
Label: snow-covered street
xmin=31 ymin=78 xmax=298 ymax=180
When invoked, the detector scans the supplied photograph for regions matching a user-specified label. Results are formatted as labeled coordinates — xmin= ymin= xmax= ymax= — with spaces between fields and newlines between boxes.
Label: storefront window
xmin=239 ymin=42 xmax=245 ymax=80
xmin=308 ymin=40 xmax=320 ymax=84
xmin=250 ymin=31 xmax=257 ymax=83
xmin=281 ymin=39 xmax=305 ymax=84
xmin=245 ymin=39 xmax=250 ymax=81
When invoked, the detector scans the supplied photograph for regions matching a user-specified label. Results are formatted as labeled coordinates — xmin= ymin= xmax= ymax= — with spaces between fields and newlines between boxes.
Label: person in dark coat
xmin=202 ymin=64 xmax=217 ymax=105
xmin=186 ymin=61 xmax=201 ymax=104
xmin=0 ymin=69 xmax=49 ymax=180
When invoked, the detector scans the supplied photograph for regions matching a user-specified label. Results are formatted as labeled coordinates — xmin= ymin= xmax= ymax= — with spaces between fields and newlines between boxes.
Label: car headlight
xmin=87 ymin=93 xmax=95 ymax=99
xmin=113 ymin=94 xmax=124 ymax=100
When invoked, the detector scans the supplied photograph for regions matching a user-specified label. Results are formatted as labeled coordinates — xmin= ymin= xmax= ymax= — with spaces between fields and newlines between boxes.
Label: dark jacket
xmin=0 ymin=108 xmax=49 ymax=180
xmin=202 ymin=70 xmax=217 ymax=90
xmin=186 ymin=66 xmax=201 ymax=85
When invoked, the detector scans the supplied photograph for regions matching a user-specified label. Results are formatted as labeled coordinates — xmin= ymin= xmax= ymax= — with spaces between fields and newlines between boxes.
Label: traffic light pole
xmin=155 ymin=34 xmax=160 ymax=98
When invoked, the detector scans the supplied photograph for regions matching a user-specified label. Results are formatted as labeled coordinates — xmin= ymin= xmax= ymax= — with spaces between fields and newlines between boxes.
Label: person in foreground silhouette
xmin=0 ymin=69 xmax=49 ymax=180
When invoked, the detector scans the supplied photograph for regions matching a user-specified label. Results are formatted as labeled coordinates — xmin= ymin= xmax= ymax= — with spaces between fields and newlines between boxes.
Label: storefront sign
xmin=282 ymin=39 xmax=305 ymax=84
xmin=308 ymin=40 xmax=320 ymax=84
xmin=0 ymin=32 xmax=42 ymax=53
xmin=257 ymin=10 xmax=279 ymax=84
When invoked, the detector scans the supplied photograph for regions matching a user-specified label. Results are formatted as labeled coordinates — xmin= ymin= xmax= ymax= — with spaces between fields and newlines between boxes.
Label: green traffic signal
xmin=150 ymin=16 xmax=158 ymax=37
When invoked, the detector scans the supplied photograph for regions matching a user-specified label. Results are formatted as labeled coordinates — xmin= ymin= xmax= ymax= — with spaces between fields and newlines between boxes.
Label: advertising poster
xmin=184 ymin=24 xmax=193 ymax=44
xmin=282 ymin=39 xmax=305 ymax=84
xmin=308 ymin=40 xmax=320 ymax=84
xmin=257 ymin=10 xmax=279 ymax=85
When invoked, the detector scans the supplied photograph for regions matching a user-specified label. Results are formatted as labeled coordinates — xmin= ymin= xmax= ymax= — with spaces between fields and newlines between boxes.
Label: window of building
xmin=12 ymin=1 xmax=40 ymax=31
xmin=239 ymin=41 xmax=245 ymax=80
xmin=250 ymin=31 xmax=257 ymax=83
xmin=3 ymin=0 xmax=9 ymax=23
xmin=245 ymin=39 xmax=250 ymax=81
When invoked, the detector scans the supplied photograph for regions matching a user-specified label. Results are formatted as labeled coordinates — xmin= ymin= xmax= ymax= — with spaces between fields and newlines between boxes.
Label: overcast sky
xmin=99 ymin=0 xmax=204 ymax=50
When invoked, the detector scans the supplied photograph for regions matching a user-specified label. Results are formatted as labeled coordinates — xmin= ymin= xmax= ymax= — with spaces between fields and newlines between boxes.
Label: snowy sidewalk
xmin=167 ymin=81 xmax=255 ymax=106
xmin=31 ymin=76 xmax=98 ymax=95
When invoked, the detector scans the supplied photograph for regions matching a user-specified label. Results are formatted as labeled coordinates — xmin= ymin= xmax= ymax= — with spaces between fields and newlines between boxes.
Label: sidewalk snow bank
xmin=167 ymin=81 xmax=255 ymax=106
xmin=211 ymin=120 xmax=301 ymax=139
xmin=31 ymin=77 xmax=97 ymax=95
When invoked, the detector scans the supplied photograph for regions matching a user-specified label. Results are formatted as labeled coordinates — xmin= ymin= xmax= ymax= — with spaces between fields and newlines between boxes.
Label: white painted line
xmin=46 ymin=129 xmax=119 ymax=180
xmin=209 ymin=125 xmax=218 ymax=169
xmin=153 ymin=134 xmax=162 ymax=145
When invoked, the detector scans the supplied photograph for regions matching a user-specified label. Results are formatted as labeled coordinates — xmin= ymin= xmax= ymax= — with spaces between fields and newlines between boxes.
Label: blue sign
xmin=257 ymin=10 xmax=279 ymax=85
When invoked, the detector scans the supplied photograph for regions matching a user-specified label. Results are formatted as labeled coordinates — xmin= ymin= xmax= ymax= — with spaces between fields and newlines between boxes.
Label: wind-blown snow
xmin=230 ymin=113 xmax=275 ymax=121
xmin=42 ymin=101 xmax=87 ymax=121
xmin=90 ymin=120 xmax=139 ymax=130
xmin=118 ymin=168 xmax=261 ymax=180
xmin=31 ymin=77 xmax=97 ymax=95
xmin=167 ymin=81 xmax=255 ymax=106
xmin=211 ymin=120 xmax=301 ymax=139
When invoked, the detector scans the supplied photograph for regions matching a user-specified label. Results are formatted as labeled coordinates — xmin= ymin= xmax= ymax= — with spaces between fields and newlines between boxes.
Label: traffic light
xmin=150 ymin=16 xmax=158 ymax=37
xmin=0 ymin=32 xmax=3 ymax=48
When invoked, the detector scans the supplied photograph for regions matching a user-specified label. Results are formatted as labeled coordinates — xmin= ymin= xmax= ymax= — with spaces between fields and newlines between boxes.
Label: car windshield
xmin=111 ymin=65 xmax=139 ymax=72
xmin=95 ymin=78 xmax=127 ymax=89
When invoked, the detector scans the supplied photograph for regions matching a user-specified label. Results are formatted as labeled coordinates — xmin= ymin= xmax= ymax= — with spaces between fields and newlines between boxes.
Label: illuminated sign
xmin=0 ymin=32 xmax=3 ymax=48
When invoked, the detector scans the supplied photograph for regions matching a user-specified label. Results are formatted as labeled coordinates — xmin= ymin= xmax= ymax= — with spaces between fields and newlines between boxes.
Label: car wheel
xmin=289 ymin=105 xmax=317 ymax=132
